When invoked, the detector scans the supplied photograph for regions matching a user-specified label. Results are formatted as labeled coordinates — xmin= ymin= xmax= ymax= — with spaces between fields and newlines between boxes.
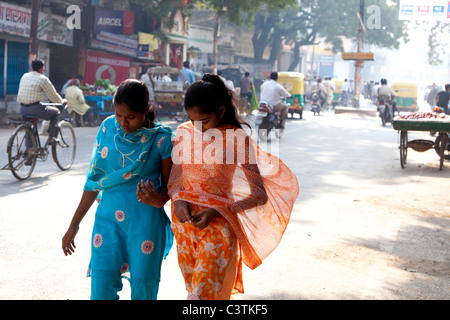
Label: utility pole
xmin=29 ymin=0 xmax=40 ymax=69
xmin=353 ymin=0 xmax=365 ymax=108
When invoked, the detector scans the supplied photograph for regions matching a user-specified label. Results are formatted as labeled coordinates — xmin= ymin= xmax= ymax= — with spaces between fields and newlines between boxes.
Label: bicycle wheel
xmin=7 ymin=124 xmax=37 ymax=180
xmin=52 ymin=121 xmax=76 ymax=170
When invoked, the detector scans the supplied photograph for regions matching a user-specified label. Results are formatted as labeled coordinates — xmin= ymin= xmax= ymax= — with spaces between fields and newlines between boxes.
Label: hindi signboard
xmin=399 ymin=0 xmax=450 ymax=21
xmin=341 ymin=52 xmax=375 ymax=61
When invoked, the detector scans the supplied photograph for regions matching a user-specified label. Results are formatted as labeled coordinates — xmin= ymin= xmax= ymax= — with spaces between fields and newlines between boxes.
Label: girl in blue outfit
xmin=62 ymin=79 xmax=174 ymax=300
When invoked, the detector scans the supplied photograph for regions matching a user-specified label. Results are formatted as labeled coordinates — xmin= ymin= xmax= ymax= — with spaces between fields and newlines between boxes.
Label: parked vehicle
xmin=255 ymin=102 xmax=284 ymax=141
xmin=331 ymin=78 xmax=344 ymax=107
xmin=276 ymin=72 xmax=305 ymax=120
xmin=147 ymin=66 xmax=187 ymax=121
xmin=391 ymin=82 xmax=418 ymax=114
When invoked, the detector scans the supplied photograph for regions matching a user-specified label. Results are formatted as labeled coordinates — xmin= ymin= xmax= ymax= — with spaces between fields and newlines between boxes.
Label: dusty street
xmin=0 ymin=106 xmax=449 ymax=300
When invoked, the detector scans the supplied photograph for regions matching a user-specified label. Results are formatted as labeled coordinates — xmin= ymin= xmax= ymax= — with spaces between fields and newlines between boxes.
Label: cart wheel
xmin=400 ymin=131 xmax=408 ymax=168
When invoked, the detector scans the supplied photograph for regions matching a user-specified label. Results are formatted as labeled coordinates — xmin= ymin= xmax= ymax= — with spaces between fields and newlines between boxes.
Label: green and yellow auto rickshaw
xmin=277 ymin=72 xmax=305 ymax=119
xmin=391 ymin=82 xmax=418 ymax=113
xmin=332 ymin=78 xmax=344 ymax=107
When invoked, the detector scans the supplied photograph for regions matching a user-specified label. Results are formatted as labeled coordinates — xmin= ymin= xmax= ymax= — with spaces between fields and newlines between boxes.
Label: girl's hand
xmin=192 ymin=208 xmax=220 ymax=230
xmin=137 ymin=179 xmax=165 ymax=208
xmin=173 ymin=200 xmax=192 ymax=223
xmin=62 ymin=224 xmax=79 ymax=256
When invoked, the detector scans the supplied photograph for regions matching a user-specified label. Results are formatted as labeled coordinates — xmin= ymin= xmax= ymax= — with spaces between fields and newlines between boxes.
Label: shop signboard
xmin=83 ymin=49 xmax=130 ymax=86
xmin=399 ymin=0 xmax=450 ymax=20
xmin=91 ymin=31 xmax=138 ymax=57
xmin=94 ymin=8 xmax=134 ymax=35
xmin=0 ymin=1 xmax=73 ymax=46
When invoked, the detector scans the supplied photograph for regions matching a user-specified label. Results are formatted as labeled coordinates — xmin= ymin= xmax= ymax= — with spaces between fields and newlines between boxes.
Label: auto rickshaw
xmin=391 ymin=82 xmax=418 ymax=113
xmin=277 ymin=72 xmax=305 ymax=119
xmin=331 ymin=78 xmax=344 ymax=107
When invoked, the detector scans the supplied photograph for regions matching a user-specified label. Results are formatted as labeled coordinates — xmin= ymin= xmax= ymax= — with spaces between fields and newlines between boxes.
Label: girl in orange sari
xmin=168 ymin=74 xmax=299 ymax=300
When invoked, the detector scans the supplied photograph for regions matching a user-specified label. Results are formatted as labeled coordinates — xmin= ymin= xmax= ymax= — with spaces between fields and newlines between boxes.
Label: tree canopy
xmin=252 ymin=0 xmax=410 ymax=70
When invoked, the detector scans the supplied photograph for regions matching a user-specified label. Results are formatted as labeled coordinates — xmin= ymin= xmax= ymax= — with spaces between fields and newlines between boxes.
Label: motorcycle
xmin=432 ymin=106 xmax=450 ymax=160
xmin=255 ymin=101 xmax=284 ymax=141
xmin=310 ymin=91 xmax=322 ymax=116
xmin=378 ymin=95 xmax=394 ymax=126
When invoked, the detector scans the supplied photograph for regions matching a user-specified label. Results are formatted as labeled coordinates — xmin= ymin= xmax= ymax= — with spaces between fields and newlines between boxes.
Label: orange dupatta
xmin=168 ymin=122 xmax=299 ymax=269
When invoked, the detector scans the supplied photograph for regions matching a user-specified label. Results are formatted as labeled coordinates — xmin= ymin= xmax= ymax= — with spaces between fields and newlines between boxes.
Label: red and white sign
xmin=83 ymin=50 xmax=130 ymax=86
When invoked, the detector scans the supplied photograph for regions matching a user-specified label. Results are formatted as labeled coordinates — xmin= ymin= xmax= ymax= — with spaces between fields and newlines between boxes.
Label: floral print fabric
xmin=84 ymin=116 xmax=174 ymax=286
xmin=168 ymin=122 xmax=299 ymax=299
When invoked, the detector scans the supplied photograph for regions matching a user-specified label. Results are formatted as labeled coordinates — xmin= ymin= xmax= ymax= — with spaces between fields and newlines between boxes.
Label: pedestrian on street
xmin=17 ymin=59 xmax=67 ymax=143
xmin=435 ymin=84 xmax=450 ymax=114
xmin=239 ymin=72 xmax=253 ymax=104
xmin=168 ymin=73 xmax=299 ymax=300
xmin=65 ymin=79 xmax=93 ymax=127
xmin=62 ymin=79 xmax=174 ymax=300
xmin=341 ymin=79 xmax=350 ymax=106
xmin=179 ymin=60 xmax=196 ymax=85
xmin=426 ymin=83 xmax=438 ymax=110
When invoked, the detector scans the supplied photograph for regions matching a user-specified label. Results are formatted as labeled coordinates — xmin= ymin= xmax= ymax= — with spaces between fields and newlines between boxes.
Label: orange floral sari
xmin=168 ymin=122 xmax=299 ymax=299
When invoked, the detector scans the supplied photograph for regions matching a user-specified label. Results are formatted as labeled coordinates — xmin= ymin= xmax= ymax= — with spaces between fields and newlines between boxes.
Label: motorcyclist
xmin=259 ymin=72 xmax=291 ymax=129
xmin=311 ymin=78 xmax=326 ymax=109
xmin=377 ymin=78 xmax=397 ymax=115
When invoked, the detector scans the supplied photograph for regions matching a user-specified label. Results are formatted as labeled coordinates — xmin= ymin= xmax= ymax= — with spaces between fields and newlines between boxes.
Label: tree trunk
xmin=212 ymin=13 xmax=220 ymax=74
xmin=288 ymin=41 xmax=302 ymax=71
xmin=252 ymin=13 xmax=276 ymax=64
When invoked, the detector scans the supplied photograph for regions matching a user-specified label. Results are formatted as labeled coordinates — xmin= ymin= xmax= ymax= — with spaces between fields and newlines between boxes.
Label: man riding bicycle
xmin=17 ymin=59 xmax=67 ymax=144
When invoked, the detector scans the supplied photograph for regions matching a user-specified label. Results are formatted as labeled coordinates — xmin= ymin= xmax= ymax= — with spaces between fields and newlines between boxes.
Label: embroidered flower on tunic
xmin=115 ymin=210 xmax=125 ymax=222
xmin=100 ymin=146 xmax=108 ymax=159
xmin=120 ymin=263 xmax=129 ymax=273
xmin=157 ymin=136 xmax=165 ymax=149
xmin=122 ymin=172 xmax=132 ymax=180
xmin=93 ymin=233 xmax=103 ymax=248
xmin=140 ymin=135 xmax=148 ymax=143
xmin=141 ymin=240 xmax=154 ymax=255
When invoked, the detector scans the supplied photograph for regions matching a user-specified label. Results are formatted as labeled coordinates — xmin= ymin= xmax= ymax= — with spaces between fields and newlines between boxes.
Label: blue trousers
xmin=90 ymin=272 xmax=160 ymax=300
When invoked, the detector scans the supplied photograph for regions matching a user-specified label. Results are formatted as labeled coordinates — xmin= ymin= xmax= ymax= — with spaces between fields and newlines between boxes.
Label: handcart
xmin=393 ymin=117 xmax=450 ymax=170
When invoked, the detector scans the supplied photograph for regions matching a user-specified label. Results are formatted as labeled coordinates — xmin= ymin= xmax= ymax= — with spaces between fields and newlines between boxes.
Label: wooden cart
xmin=393 ymin=118 xmax=450 ymax=170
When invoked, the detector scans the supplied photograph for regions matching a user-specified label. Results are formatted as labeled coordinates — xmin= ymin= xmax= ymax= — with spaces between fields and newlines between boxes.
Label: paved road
xmin=0 ymin=104 xmax=449 ymax=300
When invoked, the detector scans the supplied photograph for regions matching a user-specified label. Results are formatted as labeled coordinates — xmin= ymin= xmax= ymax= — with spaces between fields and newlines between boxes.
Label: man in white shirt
xmin=140 ymin=69 xmax=155 ymax=103
xmin=341 ymin=79 xmax=350 ymax=106
xmin=17 ymin=59 xmax=67 ymax=142
xmin=260 ymin=72 xmax=291 ymax=128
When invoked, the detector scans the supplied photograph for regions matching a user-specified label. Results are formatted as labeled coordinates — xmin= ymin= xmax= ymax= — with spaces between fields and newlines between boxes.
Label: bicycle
xmin=2 ymin=103 xmax=76 ymax=180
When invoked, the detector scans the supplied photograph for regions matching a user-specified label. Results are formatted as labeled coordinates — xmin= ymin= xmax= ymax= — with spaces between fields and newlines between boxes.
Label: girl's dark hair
xmin=113 ymin=79 xmax=155 ymax=122
xmin=184 ymin=74 xmax=249 ymax=129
